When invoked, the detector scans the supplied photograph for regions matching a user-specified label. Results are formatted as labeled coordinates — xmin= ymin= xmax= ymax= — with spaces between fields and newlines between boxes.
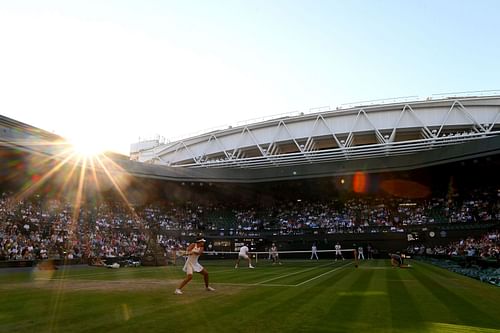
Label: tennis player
xmin=389 ymin=252 xmax=411 ymax=268
xmin=270 ymin=243 xmax=282 ymax=265
xmin=174 ymin=237 xmax=215 ymax=295
xmin=334 ymin=242 xmax=344 ymax=261
xmin=235 ymin=244 xmax=255 ymax=269
xmin=311 ymin=243 xmax=319 ymax=260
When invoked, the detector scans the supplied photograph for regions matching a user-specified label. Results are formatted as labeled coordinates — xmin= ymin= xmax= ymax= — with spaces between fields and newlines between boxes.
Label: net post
xmin=353 ymin=248 xmax=358 ymax=268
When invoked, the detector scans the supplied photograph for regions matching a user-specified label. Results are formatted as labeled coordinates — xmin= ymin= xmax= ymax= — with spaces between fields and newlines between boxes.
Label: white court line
xmin=294 ymin=262 xmax=352 ymax=286
xmin=254 ymin=262 xmax=338 ymax=285
xmin=34 ymin=278 xmax=164 ymax=284
xmin=35 ymin=262 xmax=353 ymax=288
xmin=35 ymin=278 xmax=295 ymax=288
xmin=46 ymin=267 xmax=164 ymax=279
xmin=209 ymin=268 xmax=244 ymax=274
xmin=213 ymin=282 xmax=296 ymax=287
xmin=35 ymin=265 xmax=244 ymax=281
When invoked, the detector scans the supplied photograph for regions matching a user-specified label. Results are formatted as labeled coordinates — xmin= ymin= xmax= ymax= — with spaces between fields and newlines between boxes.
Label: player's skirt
xmin=183 ymin=261 xmax=204 ymax=274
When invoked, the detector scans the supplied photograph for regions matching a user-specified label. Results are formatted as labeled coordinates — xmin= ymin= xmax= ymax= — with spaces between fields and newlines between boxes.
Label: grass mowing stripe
xmin=385 ymin=265 xmax=425 ymax=331
xmin=268 ymin=277 xmax=349 ymax=331
xmin=410 ymin=262 xmax=500 ymax=329
xmin=354 ymin=263 xmax=392 ymax=331
xmin=417 ymin=260 xmax=499 ymax=295
xmin=324 ymin=268 xmax=377 ymax=332
xmin=2 ymin=259 xmax=498 ymax=332
xmin=225 ymin=263 xmax=356 ymax=332
xmin=196 ymin=263 xmax=354 ymax=331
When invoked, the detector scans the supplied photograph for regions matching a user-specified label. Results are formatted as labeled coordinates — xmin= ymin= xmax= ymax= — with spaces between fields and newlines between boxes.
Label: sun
xmin=69 ymin=137 xmax=106 ymax=157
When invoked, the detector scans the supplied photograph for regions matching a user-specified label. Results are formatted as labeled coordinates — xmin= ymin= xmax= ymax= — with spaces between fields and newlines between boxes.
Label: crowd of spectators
xmin=408 ymin=231 xmax=500 ymax=286
xmin=230 ymin=189 xmax=499 ymax=235
xmin=0 ymin=188 xmax=498 ymax=262
xmin=408 ymin=231 xmax=499 ymax=260
xmin=0 ymin=192 xmax=151 ymax=262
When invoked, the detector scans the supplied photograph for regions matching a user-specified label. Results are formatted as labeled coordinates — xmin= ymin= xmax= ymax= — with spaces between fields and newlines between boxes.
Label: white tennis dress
xmin=183 ymin=245 xmax=204 ymax=274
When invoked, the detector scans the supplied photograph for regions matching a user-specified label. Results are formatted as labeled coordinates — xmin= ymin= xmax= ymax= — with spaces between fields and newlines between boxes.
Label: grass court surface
xmin=1 ymin=258 xmax=499 ymax=333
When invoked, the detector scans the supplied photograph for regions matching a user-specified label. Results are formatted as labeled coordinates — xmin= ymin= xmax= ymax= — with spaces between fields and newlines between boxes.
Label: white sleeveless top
xmin=183 ymin=244 xmax=204 ymax=274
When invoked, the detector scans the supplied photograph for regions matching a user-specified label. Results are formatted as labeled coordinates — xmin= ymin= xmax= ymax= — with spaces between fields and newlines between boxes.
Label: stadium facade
xmin=1 ymin=95 xmax=500 ymax=183
xmin=128 ymin=95 xmax=500 ymax=182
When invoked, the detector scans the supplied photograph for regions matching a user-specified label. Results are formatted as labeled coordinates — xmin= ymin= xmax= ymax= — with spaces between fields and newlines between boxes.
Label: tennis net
xmin=200 ymin=249 xmax=356 ymax=267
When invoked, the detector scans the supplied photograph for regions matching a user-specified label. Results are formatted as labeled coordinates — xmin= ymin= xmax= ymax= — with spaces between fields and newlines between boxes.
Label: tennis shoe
xmin=249 ymin=265 xmax=255 ymax=269
xmin=174 ymin=289 xmax=183 ymax=295
xmin=206 ymin=286 xmax=216 ymax=291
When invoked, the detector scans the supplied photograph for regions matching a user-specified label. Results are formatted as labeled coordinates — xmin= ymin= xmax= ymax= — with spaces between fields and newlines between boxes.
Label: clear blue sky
xmin=1 ymin=0 xmax=499 ymax=154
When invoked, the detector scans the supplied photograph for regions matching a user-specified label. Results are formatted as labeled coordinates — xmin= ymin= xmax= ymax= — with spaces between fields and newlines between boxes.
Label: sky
xmin=1 ymin=0 xmax=499 ymax=155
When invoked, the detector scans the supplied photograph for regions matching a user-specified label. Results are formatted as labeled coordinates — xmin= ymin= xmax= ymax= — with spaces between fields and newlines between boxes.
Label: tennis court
xmin=1 ymin=258 xmax=499 ymax=333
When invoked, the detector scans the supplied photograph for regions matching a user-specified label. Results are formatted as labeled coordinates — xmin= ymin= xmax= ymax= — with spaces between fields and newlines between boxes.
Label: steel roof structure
xmin=131 ymin=96 xmax=500 ymax=171
xmin=2 ymin=95 xmax=500 ymax=183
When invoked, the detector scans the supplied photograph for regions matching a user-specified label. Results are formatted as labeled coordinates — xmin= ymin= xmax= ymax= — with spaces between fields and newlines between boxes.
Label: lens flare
xmin=69 ymin=137 xmax=105 ymax=157
xmin=380 ymin=179 xmax=431 ymax=198
xmin=353 ymin=171 xmax=367 ymax=193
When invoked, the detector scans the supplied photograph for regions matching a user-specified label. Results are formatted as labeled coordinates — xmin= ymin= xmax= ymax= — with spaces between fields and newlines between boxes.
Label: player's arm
xmin=186 ymin=243 xmax=196 ymax=255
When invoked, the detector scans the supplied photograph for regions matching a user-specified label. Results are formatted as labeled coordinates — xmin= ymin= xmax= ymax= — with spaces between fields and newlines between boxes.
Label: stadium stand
xmin=409 ymin=230 xmax=499 ymax=286
xmin=0 ymin=106 xmax=499 ymax=288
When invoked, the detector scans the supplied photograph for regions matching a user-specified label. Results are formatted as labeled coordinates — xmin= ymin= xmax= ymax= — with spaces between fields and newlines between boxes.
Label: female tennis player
xmin=174 ymin=237 xmax=215 ymax=295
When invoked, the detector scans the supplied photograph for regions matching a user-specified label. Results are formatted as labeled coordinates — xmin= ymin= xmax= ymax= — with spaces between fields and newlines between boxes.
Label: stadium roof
xmin=127 ymin=95 xmax=500 ymax=179
xmin=2 ymin=95 xmax=500 ymax=183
